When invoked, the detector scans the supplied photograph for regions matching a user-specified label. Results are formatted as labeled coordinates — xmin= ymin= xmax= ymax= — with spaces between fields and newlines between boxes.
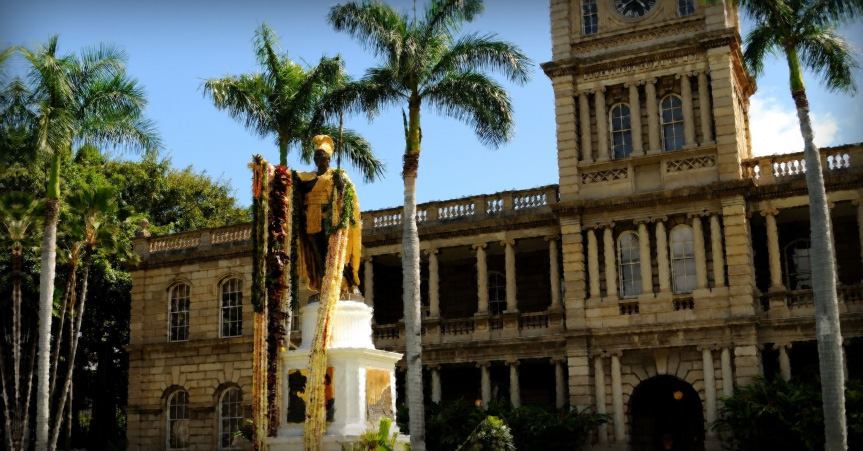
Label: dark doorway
xmin=629 ymin=375 xmax=705 ymax=451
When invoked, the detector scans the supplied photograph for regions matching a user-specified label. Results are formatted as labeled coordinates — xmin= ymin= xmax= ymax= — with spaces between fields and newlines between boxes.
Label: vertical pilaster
xmin=679 ymin=72 xmax=696 ymax=148
xmin=560 ymin=216 xmax=587 ymax=329
xmin=722 ymin=196 xmax=756 ymax=316
xmin=587 ymin=228 xmax=601 ymax=299
xmin=553 ymin=358 xmax=567 ymax=409
xmin=579 ymin=93 xmax=593 ymax=164
xmin=762 ymin=209 xmax=785 ymax=291
xmin=478 ymin=361 xmax=491 ymax=409
xmin=550 ymin=0 xmax=572 ymax=60
xmin=507 ymin=360 xmax=521 ymax=408
xmin=595 ymin=88 xmax=609 ymax=161
xmin=628 ymin=82 xmax=644 ymax=154
xmin=555 ymin=74 xmax=580 ymax=202
xmin=710 ymin=214 xmax=726 ymax=287
xmin=474 ymin=243 xmax=489 ymax=315
xmin=645 ymin=78 xmax=660 ymax=153
xmin=734 ymin=344 xmax=761 ymax=386
xmin=691 ymin=214 xmax=708 ymax=289
xmin=721 ymin=347 xmax=734 ymax=397
xmin=547 ymin=236 xmax=563 ymax=309
xmin=502 ymin=239 xmax=518 ymax=312
xmin=604 ymin=226 xmax=619 ymax=298
xmin=655 ymin=218 xmax=671 ymax=293
xmin=778 ymin=344 xmax=792 ymax=381
xmin=698 ymin=71 xmax=714 ymax=144
xmin=364 ymin=257 xmax=374 ymax=307
xmin=427 ymin=249 xmax=440 ymax=317
xmin=611 ymin=352 xmax=625 ymax=442
xmin=637 ymin=221 xmax=653 ymax=295
xmin=594 ymin=354 xmax=608 ymax=443
xmin=430 ymin=365 xmax=442 ymax=403
xmin=700 ymin=345 xmax=718 ymax=438
xmin=708 ymin=46 xmax=749 ymax=180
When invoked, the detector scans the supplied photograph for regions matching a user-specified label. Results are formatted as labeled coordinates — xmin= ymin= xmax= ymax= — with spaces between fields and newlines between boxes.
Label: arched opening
xmin=629 ymin=375 xmax=705 ymax=451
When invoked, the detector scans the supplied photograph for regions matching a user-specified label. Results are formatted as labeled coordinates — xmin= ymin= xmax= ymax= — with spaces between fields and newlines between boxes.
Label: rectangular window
xmin=678 ymin=0 xmax=695 ymax=16
xmin=170 ymin=284 xmax=190 ymax=342
xmin=221 ymin=279 xmax=243 ymax=338
xmin=583 ymin=0 xmax=599 ymax=35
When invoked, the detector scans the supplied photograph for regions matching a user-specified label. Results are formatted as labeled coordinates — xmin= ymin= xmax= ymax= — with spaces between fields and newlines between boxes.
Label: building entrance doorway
xmin=629 ymin=375 xmax=705 ymax=451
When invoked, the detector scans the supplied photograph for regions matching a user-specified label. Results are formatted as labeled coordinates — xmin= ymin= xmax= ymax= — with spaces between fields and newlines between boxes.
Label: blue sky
xmin=2 ymin=0 xmax=862 ymax=210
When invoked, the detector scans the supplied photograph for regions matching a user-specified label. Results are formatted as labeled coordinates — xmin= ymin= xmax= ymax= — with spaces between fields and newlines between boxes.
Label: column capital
xmin=634 ymin=217 xmax=651 ymax=226
xmin=591 ymin=348 xmax=622 ymax=358
xmin=590 ymin=86 xmax=607 ymax=94
xmin=675 ymin=71 xmax=694 ymax=79
xmin=760 ymin=207 xmax=780 ymax=217
xmin=586 ymin=221 xmax=614 ymax=231
xmin=476 ymin=360 xmax=492 ymax=369
xmin=550 ymin=356 xmax=567 ymax=364
xmin=696 ymin=69 xmax=711 ymax=76
xmin=852 ymin=198 xmax=862 ymax=207
xmin=423 ymin=247 xmax=440 ymax=256
xmin=687 ymin=210 xmax=711 ymax=219
xmin=544 ymin=234 xmax=560 ymax=242
xmin=645 ymin=77 xmax=658 ymax=85
xmin=500 ymin=239 xmax=516 ymax=247
xmin=649 ymin=215 xmax=669 ymax=224
xmin=425 ymin=364 xmax=441 ymax=371
xmin=697 ymin=343 xmax=720 ymax=352
xmin=363 ymin=256 xmax=375 ymax=263
xmin=773 ymin=342 xmax=793 ymax=350
xmin=505 ymin=359 xmax=520 ymax=367
xmin=472 ymin=242 xmax=488 ymax=251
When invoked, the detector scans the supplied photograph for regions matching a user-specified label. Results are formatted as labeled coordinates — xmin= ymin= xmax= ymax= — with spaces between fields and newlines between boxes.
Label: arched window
xmin=610 ymin=104 xmax=634 ymax=159
xmin=167 ymin=390 xmax=189 ymax=450
xmin=220 ymin=278 xmax=243 ymax=338
xmin=671 ymin=226 xmax=696 ymax=293
xmin=785 ymin=239 xmax=812 ymax=290
xmin=582 ymin=0 xmax=598 ymax=35
xmin=660 ymin=95 xmax=685 ymax=151
xmin=219 ymin=388 xmax=243 ymax=450
xmin=488 ymin=271 xmax=506 ymax=315
xmin=618 ymin=232 xmax=642 ymax=297
xmin=678 ymin=0 xmax=695 ymax=16
xmin=169 ymin=284 xmax=190 ymax=342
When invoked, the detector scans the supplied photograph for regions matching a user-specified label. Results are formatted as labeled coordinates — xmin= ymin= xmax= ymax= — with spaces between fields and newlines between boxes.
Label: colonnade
xmin=576 ymin=71 xmax=713 ymax=163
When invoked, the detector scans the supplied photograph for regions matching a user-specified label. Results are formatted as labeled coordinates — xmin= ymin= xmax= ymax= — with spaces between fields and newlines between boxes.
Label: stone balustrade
xmin=758 ymin=284 xmax=863 ymax=318
xmin=138 ymin=223 xmax=253 ymax=257
xmin=362 ymin=185 xmax=558 ymax=232
xmin=741 ymin=143 xmax=862 ymax=184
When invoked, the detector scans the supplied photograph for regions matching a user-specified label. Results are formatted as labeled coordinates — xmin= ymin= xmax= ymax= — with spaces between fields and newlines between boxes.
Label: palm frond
xmin=743 ymin=24 xmax=782 ymax=79
xmin=803 ymin=0 xmax=863 ymax=28
xmin=421 ymin=0 xmax=484 ymax=42
xmin=422 ymin=71 xmax=514 ymax=148
xmin=798 ymin=28 xmax=859 ymax=94
xmin=315 ymin=124 xmax=385 ymax=183
xmin=328 ymin=1 xmax=408 ymax=62
xmin=202 ymin=74 xmax=274 ymax=139
xmin=429 ymin=32 xmax=533 ymax=85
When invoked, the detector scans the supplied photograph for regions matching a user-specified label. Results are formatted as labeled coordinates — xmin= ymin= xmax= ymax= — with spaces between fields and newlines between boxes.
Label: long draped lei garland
xmin=303 ymin=171 xmax=357 ymax=450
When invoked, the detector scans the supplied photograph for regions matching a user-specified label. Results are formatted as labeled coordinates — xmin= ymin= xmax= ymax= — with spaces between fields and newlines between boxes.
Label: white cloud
xmin=748 ymin=95 xmax=838 ymax=156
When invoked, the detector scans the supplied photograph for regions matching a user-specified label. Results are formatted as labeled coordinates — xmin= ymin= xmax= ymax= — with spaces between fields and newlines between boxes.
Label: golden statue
xmin=294 ymin=135 xmax=361 ymax=294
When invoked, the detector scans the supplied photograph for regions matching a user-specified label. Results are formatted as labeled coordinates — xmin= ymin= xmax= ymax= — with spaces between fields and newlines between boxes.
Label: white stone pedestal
xmin=267 ymin=300 xmax=406 ymax=450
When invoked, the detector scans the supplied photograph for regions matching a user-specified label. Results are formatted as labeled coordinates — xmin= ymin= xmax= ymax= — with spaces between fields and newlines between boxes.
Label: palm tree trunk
xmin=36 ymin=164 xmax=61 ymax=451
xmin=0 ymin=340 xmax=17 ymax=451
xmin=50 ymin=262 xmax=76 ymax=401
xmin=49 ymin=247 xmax=92 ymax=450
xmin=12 ymin=252 xmax=23 ymax=415
xmin=402 ymin=102 xmax=425 ymax=450
xmin=792 ymin=84 xmax=847 ymax=450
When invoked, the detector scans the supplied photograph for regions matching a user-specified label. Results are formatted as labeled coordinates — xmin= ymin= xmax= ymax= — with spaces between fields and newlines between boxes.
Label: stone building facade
xmin=126 ymin=1 xmax=863 ymax=450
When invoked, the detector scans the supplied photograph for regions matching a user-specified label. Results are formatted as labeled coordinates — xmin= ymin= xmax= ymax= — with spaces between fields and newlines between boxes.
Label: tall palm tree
xmin=326 ymin=1 xmax=532 ymax=447
xmin=0 ymin=192 xmax=43 ymax=451
xmin=708 ymin=1 xmax=862 ymax=448
xmin=202 ymin=22 xmax=385 ymax=181
xmin=20 ymin=37 xmax=160 ymax=451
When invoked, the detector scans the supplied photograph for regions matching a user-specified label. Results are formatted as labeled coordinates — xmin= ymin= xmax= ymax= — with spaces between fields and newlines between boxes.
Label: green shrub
xmin=456 ymin=416 xmax=515 ymax=451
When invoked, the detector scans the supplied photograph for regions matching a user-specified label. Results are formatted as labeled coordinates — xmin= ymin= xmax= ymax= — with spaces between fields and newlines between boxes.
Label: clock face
xmin=614 ymin=0 xmax=658 ymax=18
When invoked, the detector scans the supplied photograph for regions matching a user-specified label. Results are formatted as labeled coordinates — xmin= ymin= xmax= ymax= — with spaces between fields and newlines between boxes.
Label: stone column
xmin=721 ymin=347 xmax=734 ymax=397
xmin=478 ymin=361 xmax=491 ymax=409
xmin=655 ymin=218 xmax=671 ymax=293
xmin=856 ymin=200 xmax=863 ymax=281
xmin=628 ymin=82 xmax=644 ymax=154
xmin=679 ymin=72 xmax=696 ymax=148
xmin=474 ymin=243 xmax=489 ymax=314
xmin=604 ymin=226 xmax=619 ymax=298
xmin=778 ymin=344 xmax=792 ymax=381
xmin=595 ymin=87 xmax=609 ymax=161
xmin=691 ymin=214 xmax=708 ymax=289
xmin=594 ymin=354 xmax=608 ymax=443
xmin=710 ymin=214 xmax=726 ymax=287
xmin=553 ymin=358 xmax=567 ymax=409
xmin=587 ymin=228 xmax=601 ymax=299
xmin=700 ymin=345 xmax=718 ymax=438
xmin=547 ymin=236 xmax=563 ymax=309
xmin=430 ymin=365 xmax=442 ymax=403
xmin=645 ymin=78 xmax=660 ymax=153
xmin=502 ymin=240 xmax=518 ymax=312
xmin=427 ymin=248 xmax=440 ymax=317
xmin=363 ymin=257 xmax=374 ymax=307
xmin=507 ymin=360 xmax=521 ymax=408
xmin=637 ymin=221 xmax=653 ymax=295
xmin=611 ymin=352 xmax=625 ymax=442
xmin=579 ymin=93 xmax=593 ymax=163
xmin=762 ymin=209 xmax=785 ymax=291
xmin=698 ymin=71 xmax=714 ymax=144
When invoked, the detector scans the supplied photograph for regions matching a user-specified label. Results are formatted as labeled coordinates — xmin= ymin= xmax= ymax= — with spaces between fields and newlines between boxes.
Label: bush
xmin=456 ymin=416 xmax=515 ymax=451
xmin=712 ymin=376 xmax=863 ymax=450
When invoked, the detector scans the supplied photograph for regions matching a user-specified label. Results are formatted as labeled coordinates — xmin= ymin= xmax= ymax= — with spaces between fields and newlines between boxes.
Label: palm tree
xmin=326 ymin=1 xmax=532 ymax=447
xmin=708 ymin=1 xmax=862 ymax=448
xmin=20 ymin=37 xmax=160 ymax=451
xmin=202 ymin=22 xmax=385 ymax=181
xmin=0 ymin=192 xmax=43 ymax=451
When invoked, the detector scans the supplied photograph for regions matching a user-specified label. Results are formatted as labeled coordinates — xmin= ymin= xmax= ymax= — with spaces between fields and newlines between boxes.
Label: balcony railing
xmin=758 ymin=284 xmax=863 ymax=316
xmin=363 ymin=185 xmax=558 ymax=232
xmin=741 ymin=144 xmax=861 ymax=185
